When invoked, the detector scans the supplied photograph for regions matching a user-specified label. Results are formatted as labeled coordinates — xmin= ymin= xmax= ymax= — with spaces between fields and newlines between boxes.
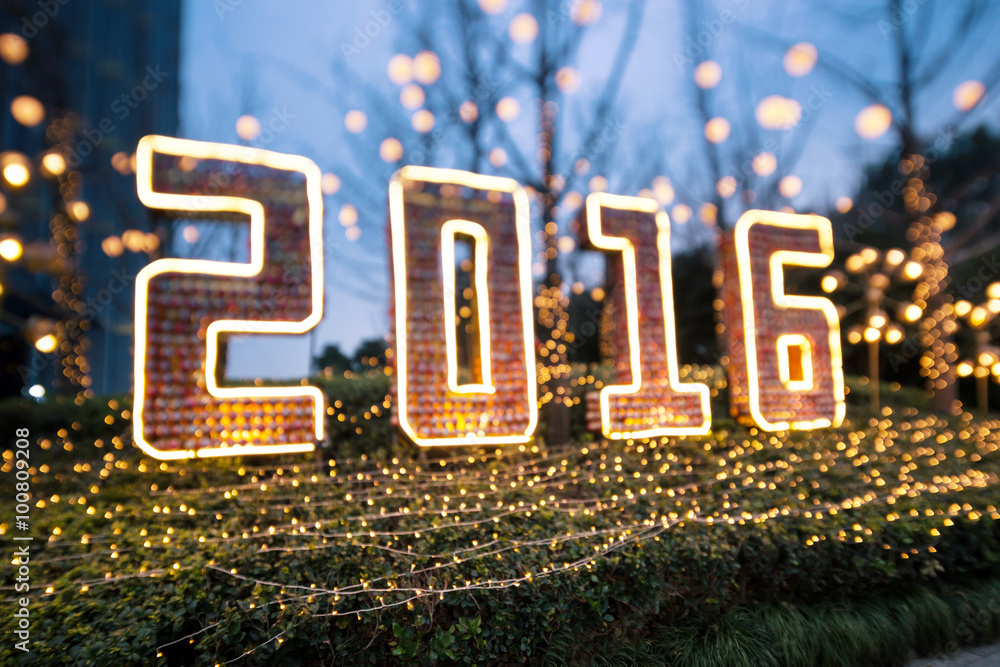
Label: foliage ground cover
xmin=1 ymin=368 xmax=999 ymax=665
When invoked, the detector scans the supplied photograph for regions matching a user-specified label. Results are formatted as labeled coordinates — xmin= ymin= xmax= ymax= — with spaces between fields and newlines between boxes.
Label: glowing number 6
xmin=722 ymin=210 xmax=845 ymax=431
xmin=389 ymin=166 xmax=537 ymax=446
xmin=582 ymin=193 xmax=712 ymax=438
xmin=133 ymin=136 xmax=325 ymax=459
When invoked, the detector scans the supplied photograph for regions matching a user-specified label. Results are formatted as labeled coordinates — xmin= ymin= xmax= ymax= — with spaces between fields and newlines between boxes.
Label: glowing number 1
xmin=389 ymin=166 xmax=537 ymax=446
xmin=583 ymin=193 xmax=711 ymax=439
xmin=133 ymin=136 xmax=324 ymax=459
xmin=723 ymin=210 xmax=845 ymax=431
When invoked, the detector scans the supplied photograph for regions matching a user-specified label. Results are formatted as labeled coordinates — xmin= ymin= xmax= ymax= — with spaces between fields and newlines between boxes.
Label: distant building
xmin=0 ymin=0 xmax=180 ymax=398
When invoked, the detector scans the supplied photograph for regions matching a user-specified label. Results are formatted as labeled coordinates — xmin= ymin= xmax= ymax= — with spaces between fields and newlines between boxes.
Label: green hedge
xmin=1 ymin=372 xmax=999 ymax=665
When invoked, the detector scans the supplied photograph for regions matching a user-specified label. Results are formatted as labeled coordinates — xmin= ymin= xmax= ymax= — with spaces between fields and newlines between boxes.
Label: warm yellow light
xmin=101 ymin=236 xmax=124 ymax=257
xmin=884 ymin=248 xmax=905 ymax=267
xmin=35 ymin=334 xmax=57 ymax=354
xmin=859 ymin=248 xmax=879 ymax=265
xmin=387 ymin=54 xmax=413 ymax=85
xmin=694 ymin=61 xmax=722 ymax=89
xmin=902 ymin=304 xmax=922 ymax=323
xmin=0 ymin=238 xmax=23 ymax=261
xmin=716 ymin=176 xmax=737 ymax=198
xmin=783 ymin=42 xmax=817 ymax=77
xmin=496 ymin=97 xmax=520 ymax=122
xmin=863 ymin=327 xmax=880 ymax=343
xmin=181 ymin=226 xmax=199 ymax=244
xmin=41 ymin=152 xmax=66 ymax=177
xmin=67 ymin=201 xmax=90 ymax=222
xmin=777 ymin=334 xmax=814 ymax=391
xmin=855 ymin=104 xmax=892 ymax=140
xmin=571 ymin=0 xmax=602 ymax=24
xmin=979 ymin=350 xmax=999 ymax=368
xmin=779 ymin=175 xmax=803 ymax=199
xmin=970 ymin=306 xmax=989 ymax=328
xmin=459 ymin=101 xmax=478 ymax=123
xmin=588 ymin=175 xmax=608 ymax=193
xmin=821 ymin=275 xmax=839 ymax=293
xmin=489 ymin=148 xmax=507 ymax=167
xmin=652 ymin=176 xmax=675 ymax=205
xmin=556 ymin=67 xmax=581 ymax=93
xmin=411 ymin=109 xmax=435 ymax=133
xmin=756 ymin=96 xmax=801 ymax=130
xmin=400 ymin=84 xmax=425 ymax=110
xmin=235 ymin=115 xmax=260 ymax=141
xmin=884 ymin=325 xmax=903 ymax=345
xmin=344 ymin=110 xmax=368 ymax=133
xmin=478 ymin=0 xmax=508 ymax=13
xmin=847 ymin=327 xmax=863 ymax=345
xmin=583 ymin=192 xmax=711 ymax=438
xmin=953 ymin=80 xmax=985 ymax=112
xmin=2 ymin=154 xmax=30 ymax=187
xmin=672 ymin=204 xmax=692 ymax=224
xmin=413 ymin=51 xmax=441 ymax=84
xmin=955 ymin=300 xmax=973 ymax=317
xmin=835 ymin=196 xmax=853 ymax=214
xmin=987 ymin=299 xmax=1000 ymax=315
xmin=752 ymin=152 xmax=777 ymax=177
xmin=10 ymin=95 xmax=44 ymax=126
xmin=987 ymin=283 xmax=1000 ymax=300
xmin=869 ymin=312 xmax=887 ymax=329
xmin=902 ymin=260 xmax=923 ymax=280
xmin=338 ymin=204 xmax=358 ymax=226
xmin=699 ymin=203 xmax=717 ymax=226
xmin=704 ymin=117 xmax=730 ymax=143
xmin=957 ymin=361 xmax=974 ymax=377
xmin=509 ymin=13 xmax=538 ymax=43
xmin=380 ymin=138 xmax=404 ymax=162
xmin=0 ymin=33 xmax=28 ymax=65
xmin=845 ymin=254 xmax=865 ymax=274
xmin=111 ymin=151 xmax=131 ymax=175
xmin=934 ymin=211 xmax=956 ymax=231
xmin=132 ymin=135 xmax=325 ymax=460
xmin=321 ymin=173 xmax=341 ymax=195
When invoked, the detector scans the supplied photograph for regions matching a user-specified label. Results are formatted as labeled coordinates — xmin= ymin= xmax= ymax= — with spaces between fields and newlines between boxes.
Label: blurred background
xmin=1 ymin=0 xmax=1000 ymax=412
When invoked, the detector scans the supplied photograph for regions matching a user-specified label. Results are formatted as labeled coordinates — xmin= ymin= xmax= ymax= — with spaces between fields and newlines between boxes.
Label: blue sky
xmin=178 ymin=0 xmax=1000 ymax=380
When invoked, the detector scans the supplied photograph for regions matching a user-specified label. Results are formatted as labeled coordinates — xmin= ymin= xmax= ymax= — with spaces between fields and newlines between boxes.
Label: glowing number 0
xmin=133 ymin=136 xmax=325 ymax=459
xmin=583 ymin=193 xmax=712 ymax=439
xmin=724 ymin=210 xmax=845 ymax=431
xmin=389 ymin=166 xmax=537 ymax=446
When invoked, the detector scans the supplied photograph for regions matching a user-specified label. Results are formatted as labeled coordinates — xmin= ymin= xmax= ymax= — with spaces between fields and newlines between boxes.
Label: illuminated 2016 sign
xmin=132 ymin=136 xmax=845 ymax=459
xmin=133 ymin=136 xmax=324 ymax=460
xmin=388 ymin=167 xmax=537 ymax=446
xmin=579 ymin=193 xmax=711 ymax=439
xmin=720 ymin=210 xmax=845 ymax=430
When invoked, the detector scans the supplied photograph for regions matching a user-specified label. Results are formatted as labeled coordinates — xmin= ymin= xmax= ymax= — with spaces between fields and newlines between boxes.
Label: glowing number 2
xmin=133 ymin=136 xmax=325 ymax=459
xmin=582 ymin=193 xmax=712 ymax=439
xmin=389 ymin=166 xmax=537 ymax=446
xmin=723 ymin=210 xmax=845 ymax=431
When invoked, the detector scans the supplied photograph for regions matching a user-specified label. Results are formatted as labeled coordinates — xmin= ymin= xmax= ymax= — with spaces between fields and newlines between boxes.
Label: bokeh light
xmin=694 ymin=60 xmax=722 ymax=89
xmin=783 ymin=42 xmax=817 ymax=77
xmin=855 ymin=104 xmax=893 ymax=140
